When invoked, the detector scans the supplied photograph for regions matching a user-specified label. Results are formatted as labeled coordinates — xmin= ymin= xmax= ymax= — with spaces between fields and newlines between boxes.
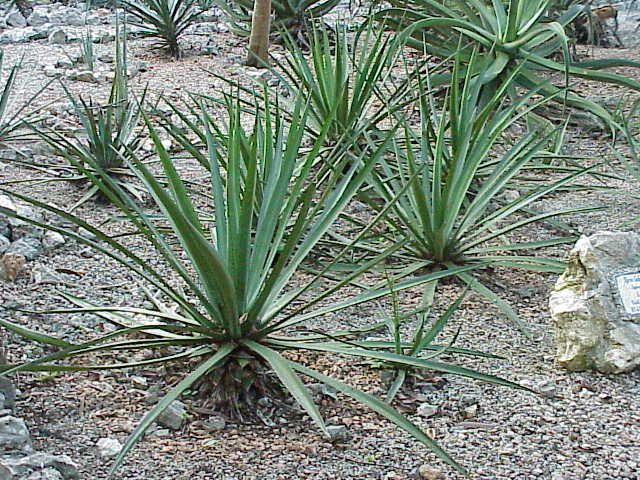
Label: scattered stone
xmin=417 ymin=403 xmax=438 ymax=418
xmin=27 ymin=9 xmax=49 ymax=27
xmin=326 ymin=425 xmax=349 ymax=443
xmin=130 ymin=375 xmax=147 ymax=388
xmin=6 ymin=237 xmax=43 ymax=261
xmin=0 ymin=453 xmax=79 ymax=479
xmin=204 ymin=415 xmax=226 ymax=432
xmin=157 ymin=400 xmax=186 ymax=430
xmin=44 ymin=66 xmax=63 ymax=78
xmin=415 ymin=464 xmax=444 ymax=480
xmin=550 ymin=231 xmax=640 ymax=372
xmin=42 ymin=231 xmax=65 ymax=250
xmin=0 ymin=234 xmax=9 ymax=254
xmin=68 ymin=70 xmax=98 ymax=83
xmin=55 ymin=58 xmax=74 ymax=69
xmin=0 ymin=416 xmax=31 ymax=452
xmin=536 ymin=379 xmax=558 ymax=398
xmin=0 ymin=193 xmax=16 ymax=213
xmin=96 ymin=438 xmax=122 ymax=459
xmin=0 ymin=377 xmax=16 ymax=409
xmin=463 ymin=404 xmax=479 ymax=419
xmin=27 ymin=468 xmax=64 ymax=480
xmin=5 ymin=11 xmax=27 ymax=28
xmin=48 ymin=28 xmax=67 ymax=45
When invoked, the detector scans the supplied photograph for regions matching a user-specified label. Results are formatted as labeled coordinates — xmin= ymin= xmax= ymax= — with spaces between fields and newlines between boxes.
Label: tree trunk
xmin=246 ymin=0 xmax=271 ymax=68
xmin=13 ymin=0 xmax=33 ymax=18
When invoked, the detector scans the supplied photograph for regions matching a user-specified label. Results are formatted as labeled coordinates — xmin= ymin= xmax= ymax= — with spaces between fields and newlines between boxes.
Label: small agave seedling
xmin=0 ymin=89 xmax=526 ymax=477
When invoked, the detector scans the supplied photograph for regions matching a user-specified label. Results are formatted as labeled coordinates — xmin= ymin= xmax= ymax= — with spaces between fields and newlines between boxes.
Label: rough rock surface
xmin=0 ymin=415 xmax=32 ymax=452
xmin=550 ymin=231 xmax=640 ymax=372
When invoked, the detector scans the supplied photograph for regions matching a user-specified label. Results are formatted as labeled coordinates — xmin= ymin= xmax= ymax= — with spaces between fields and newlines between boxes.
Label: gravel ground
xmin=1 ymin=10 xmax=640 ymax=480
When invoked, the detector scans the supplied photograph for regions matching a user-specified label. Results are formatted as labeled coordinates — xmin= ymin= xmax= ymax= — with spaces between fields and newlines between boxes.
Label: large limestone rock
xmin=550 ymin=232 xmax=640 ymax=373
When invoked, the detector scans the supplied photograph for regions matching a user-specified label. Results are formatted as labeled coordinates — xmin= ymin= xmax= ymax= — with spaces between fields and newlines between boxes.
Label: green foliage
xmin=378 ymin=0 xmax=640 ymax=131
xmin=81 ymin=30 xmax=95 ymax=71
xmin=614 ymin=100 xmax=640 ymax=226
xmin=123 ymin=0 xmax=202 ymax=57
xmin=0 ymin=52 xmax=48 ymax=147
xmin=0 ymin=88 xmax=526 ymax=477
xmin=216 ymin=0 xmax=340 ymax=38
xmin=361 ymin=53 xmax=598 ymax=334
xmin=40 ymin=28 xmax=145 ymax=210
xmin=374 ymin=282 xmax=493 ymax=402
xmin=277 ymin=23 xmax=408 ymax=149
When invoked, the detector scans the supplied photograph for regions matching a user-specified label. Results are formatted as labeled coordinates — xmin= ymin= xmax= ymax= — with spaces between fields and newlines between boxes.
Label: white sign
xmin=616 ymin=273 xmax=640 ymax=315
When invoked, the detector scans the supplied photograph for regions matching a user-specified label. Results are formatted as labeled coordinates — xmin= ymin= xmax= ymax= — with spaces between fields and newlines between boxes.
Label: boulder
xmin=550 ymin=232 xmax=640 ymax=373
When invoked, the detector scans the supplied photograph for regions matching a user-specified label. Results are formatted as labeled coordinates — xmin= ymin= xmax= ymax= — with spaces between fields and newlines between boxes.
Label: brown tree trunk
xmin=13 ymin=0 xmax=33 ymax=18
xmin=246 ymin=0 xmax=271 ymax=68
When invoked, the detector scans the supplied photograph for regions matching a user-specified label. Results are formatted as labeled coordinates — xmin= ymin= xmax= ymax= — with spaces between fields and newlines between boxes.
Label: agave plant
xmin=361 ymin=53 xmax=598 ymax=334
xmin=371 ymin=280 xmax=494 ymax=402
xmin=277 ymin=23 xmax=411 ymax=149
xmin=40 ymin=28 xmax=145 ymax=211
xmin=378 ymin=0 xmax=640 ymax=131
xmin=0 ymin=90 xmax=526 ymax=476
xmin=123 ymin=0 xmax=202 ymax=57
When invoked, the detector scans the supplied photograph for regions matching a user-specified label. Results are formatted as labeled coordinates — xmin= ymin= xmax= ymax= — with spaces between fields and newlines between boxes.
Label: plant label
xmin=616 ymin=272 xmax=640 ymax=316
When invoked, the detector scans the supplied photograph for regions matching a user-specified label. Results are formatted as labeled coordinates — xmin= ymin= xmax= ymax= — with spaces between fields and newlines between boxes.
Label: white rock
xmin=69 ymin=70 xmax=98 ymax=83
xmin=416 ymin=464 xmax=444 ymax=480
xmin=550 ymin=231 xmax=640 ymax=373
xmin=417 ymin=403 xmax=438 ymax=418
xmin=0 ymin=194 xmax=16 ymax=212
xmin=0 ymin=453 xmax=78 ymax=479
xmin=42 ymin=231 xmax=65 ymax=250
xmin=96 ymin=437 xmax=122 ymax=459
xmin=55 ymin=58 xmax=74 ymax=69
xmin=44 ymin=66 xmax=62 ymax=78
xmin=48 ymin=28 xmax=67 ymax=45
